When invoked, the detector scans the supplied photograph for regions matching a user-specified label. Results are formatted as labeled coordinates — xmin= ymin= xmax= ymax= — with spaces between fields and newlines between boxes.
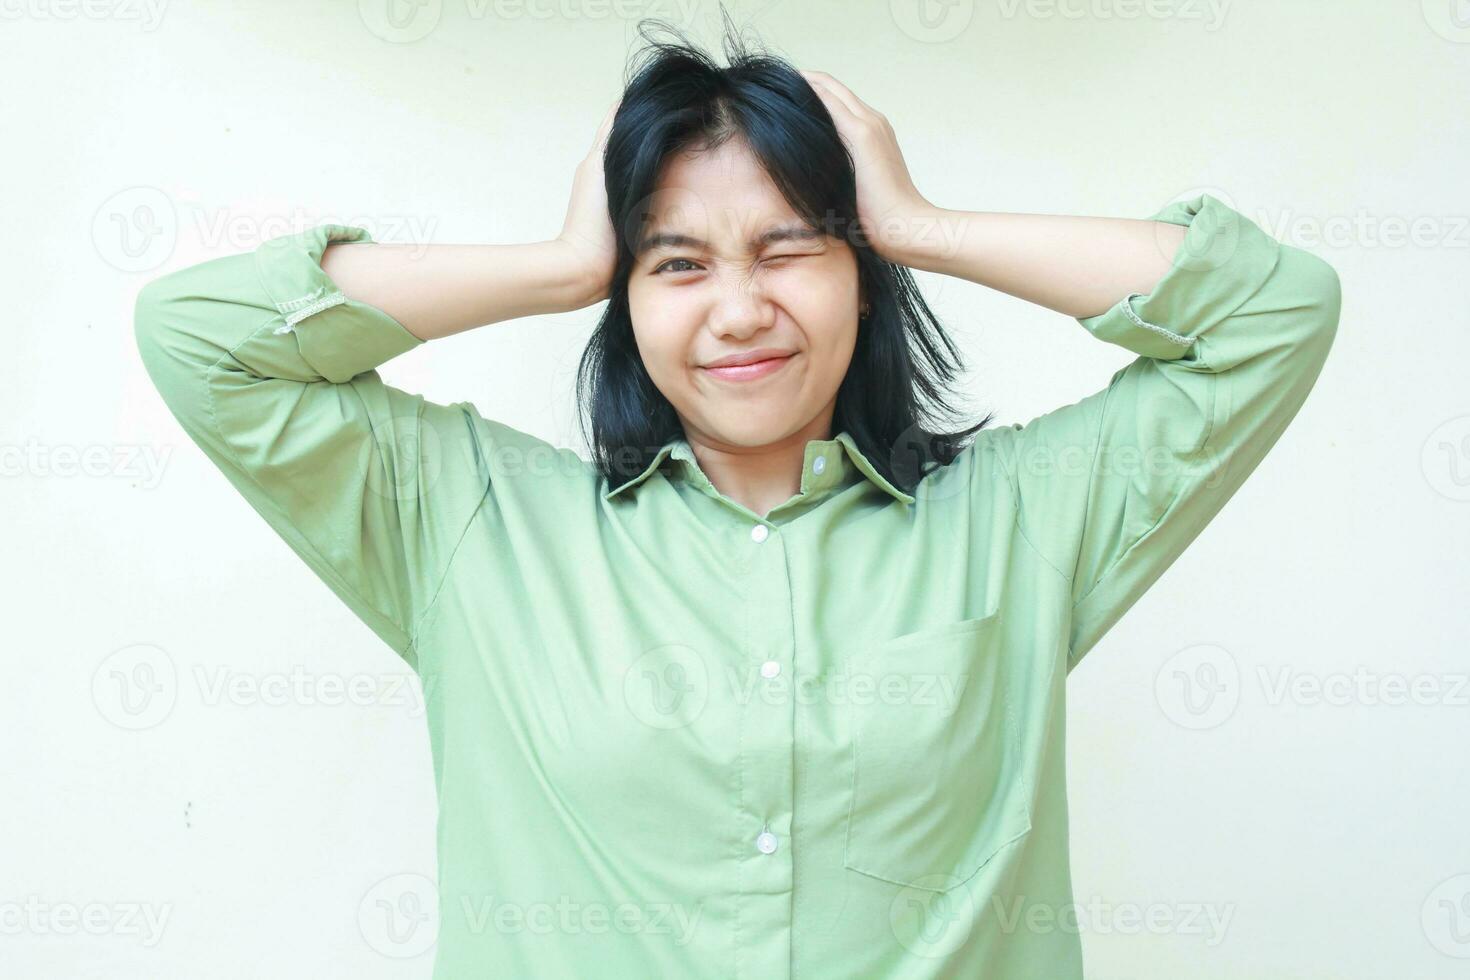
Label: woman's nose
xmin=708 ymin=277 xmax=774 ymax=338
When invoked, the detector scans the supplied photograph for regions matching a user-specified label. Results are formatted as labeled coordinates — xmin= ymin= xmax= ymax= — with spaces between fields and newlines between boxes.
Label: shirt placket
xmin=734 ymin=506 xmax=796 ymax=979
xmin=672 ymin=445 xmax=848 ymax=979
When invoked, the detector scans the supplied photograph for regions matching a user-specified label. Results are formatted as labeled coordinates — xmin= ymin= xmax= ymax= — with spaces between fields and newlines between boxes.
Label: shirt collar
xmin=601 ymin=429 xmax=916 ymax=506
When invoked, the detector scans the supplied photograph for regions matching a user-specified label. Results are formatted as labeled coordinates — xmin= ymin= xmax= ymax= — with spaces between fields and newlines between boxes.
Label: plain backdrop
xmin=3 ymin=1 xmax=1466 ymax=977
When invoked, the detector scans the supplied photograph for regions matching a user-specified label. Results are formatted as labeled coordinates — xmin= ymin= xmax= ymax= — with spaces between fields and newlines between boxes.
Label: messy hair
xmin=577 ymin=12 xmax=992 ymax=495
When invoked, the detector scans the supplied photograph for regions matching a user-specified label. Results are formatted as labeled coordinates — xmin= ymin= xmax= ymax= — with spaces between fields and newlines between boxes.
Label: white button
xmin=750 ymin=524 xmax=769 ymax=543
xmin=760 ymin=660 xmax=781 ymax=679
xmin=756 ymin=831 xmax=778 ymax=854
xmin=812 ymin=456 xmax=826 ymax=474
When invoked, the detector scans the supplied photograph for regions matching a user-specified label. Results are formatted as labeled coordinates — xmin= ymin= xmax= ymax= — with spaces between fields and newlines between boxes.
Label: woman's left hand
xmin=800 ymin=69 xmax=938 ymax=265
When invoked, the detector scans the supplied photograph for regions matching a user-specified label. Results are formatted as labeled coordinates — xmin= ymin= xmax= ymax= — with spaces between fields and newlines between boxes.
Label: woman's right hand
xmin=556 ymin=98 xmax=620 ymax=306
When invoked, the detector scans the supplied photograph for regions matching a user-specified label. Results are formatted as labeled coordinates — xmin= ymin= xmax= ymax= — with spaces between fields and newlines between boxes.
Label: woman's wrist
xmin=868 ymin=202 xmax=959 ymax=271
xmin=547 ymin=236 xmax=614 ymax=311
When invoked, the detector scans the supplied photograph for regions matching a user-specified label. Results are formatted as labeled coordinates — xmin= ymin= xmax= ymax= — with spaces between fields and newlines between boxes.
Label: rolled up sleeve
xmin=133 ymin=224 xmax=493 ymax=669
xmin=990 ymin=193 xmax=1343 ymax=672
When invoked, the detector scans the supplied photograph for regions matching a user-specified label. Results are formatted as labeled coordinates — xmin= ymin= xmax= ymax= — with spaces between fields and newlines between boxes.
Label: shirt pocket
xmin=843 ymin=610 xmax=1032 ymax=892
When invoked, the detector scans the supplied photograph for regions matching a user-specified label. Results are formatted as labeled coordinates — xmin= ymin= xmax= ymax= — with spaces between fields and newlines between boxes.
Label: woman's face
xmin=626 ymin=136 xmax=863 ymax=453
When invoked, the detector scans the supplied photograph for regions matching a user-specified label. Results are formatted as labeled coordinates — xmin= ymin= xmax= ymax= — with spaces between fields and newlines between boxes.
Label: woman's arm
xmin=318 ymin=99 xmax=620 ymax=341
xmin=319 ymin=238 xmax=598 ymax=342
xmin=885 ymin=209 xmax=1189 ymax=321
xmin=800 ymin=69 xmax=1187 ymax=318
xmin=803 ymin=70 xmax=1341 ymax=673
xmin=133 ymin=101 xmax=621 ymax=668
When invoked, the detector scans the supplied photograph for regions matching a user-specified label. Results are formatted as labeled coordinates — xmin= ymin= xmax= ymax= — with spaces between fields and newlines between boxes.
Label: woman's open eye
xmin=653 ymin=258 xmax=700 ymax=274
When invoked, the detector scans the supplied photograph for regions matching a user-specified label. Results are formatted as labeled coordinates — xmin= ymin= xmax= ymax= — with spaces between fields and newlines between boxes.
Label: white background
xmin=3 ymin=0 xmax=1466 ymax=977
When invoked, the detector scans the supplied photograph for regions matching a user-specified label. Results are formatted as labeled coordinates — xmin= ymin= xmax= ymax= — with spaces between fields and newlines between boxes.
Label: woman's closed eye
xmin=652 ymin=254 xmax=814 ymax=275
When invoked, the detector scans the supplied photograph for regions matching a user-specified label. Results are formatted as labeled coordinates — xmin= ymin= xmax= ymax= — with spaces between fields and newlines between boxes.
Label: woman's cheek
xmin=634 ymin=315 xmax=695 ymax=391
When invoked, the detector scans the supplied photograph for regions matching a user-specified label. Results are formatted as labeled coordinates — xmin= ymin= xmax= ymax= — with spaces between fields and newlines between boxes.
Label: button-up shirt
xmin=133 ymin=192 xmax=1341 ymax=978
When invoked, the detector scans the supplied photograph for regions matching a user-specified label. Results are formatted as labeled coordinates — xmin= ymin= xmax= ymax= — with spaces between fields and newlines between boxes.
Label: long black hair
xmin=577 ymin=12 xmax=992 ymax=496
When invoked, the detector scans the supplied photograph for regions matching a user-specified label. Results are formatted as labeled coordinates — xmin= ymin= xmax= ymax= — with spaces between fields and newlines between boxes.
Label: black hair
xmin=576 ymin=10 xmax=992 ymax=496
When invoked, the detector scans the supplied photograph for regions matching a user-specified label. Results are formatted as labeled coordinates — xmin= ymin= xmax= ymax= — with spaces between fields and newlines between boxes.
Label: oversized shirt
xmin=133 ymin=192 xmax=1341 ymax=978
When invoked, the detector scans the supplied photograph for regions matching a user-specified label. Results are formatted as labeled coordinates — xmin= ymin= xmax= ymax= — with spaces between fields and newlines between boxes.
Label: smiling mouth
xmin=698 ymin=353 xmax=796 ymax=382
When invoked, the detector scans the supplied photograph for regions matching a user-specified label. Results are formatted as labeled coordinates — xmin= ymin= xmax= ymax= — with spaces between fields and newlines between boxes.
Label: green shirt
xmin=133 ymin=193 xmax=1340 ymax=978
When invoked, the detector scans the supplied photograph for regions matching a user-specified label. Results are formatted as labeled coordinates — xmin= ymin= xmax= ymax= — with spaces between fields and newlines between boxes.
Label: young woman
xmin=134 ymin=25 xmax=1340 ymax=980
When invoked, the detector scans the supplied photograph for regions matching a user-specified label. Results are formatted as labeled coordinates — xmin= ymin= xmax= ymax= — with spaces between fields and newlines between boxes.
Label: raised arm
xmin=133 ymin=104 xmax=619 ymax=668
xmin=318 ymin=100 xmax=619 ymax=340
xmin=801 ymin=71 xmax=1341 ymax=673
xmin=923 ymin=194 xmax=1340 ymax=671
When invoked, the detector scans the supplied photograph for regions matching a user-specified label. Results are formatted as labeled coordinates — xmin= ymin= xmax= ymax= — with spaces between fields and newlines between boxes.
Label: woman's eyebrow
xmin=636 ymin=222 xmax=823 ymax=256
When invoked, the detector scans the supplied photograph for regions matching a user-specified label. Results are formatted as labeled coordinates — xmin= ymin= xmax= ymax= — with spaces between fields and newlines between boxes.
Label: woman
xmin=133 ymin=23 xmax=1340 ymax=980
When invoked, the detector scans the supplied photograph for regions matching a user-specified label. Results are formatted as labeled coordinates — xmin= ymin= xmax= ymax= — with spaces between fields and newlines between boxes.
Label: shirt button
xmin=756 ymin=831 xmax=778 ymax=854
xmin=750 ymin=524 xmax=769 ymax=543
xmin=760 ymin=660 xmax=781 ymax=679
xmin=812 ymin=456 xmax=826 ymax=475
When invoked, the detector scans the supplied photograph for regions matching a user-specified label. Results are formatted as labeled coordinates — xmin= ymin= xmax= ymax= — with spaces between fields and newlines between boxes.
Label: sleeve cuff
xmin=253 ymin=223 xmax=425 ymax=383
xmin=1076 ymin=193 xmax=1280 ymax=361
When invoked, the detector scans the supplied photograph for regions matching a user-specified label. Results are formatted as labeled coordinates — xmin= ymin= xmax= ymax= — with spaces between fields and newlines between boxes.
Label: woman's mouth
xmin=699 ymin=353 xmax=796 ymax=382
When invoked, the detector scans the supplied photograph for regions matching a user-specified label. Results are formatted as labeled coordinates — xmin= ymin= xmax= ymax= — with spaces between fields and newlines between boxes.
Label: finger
xmin=801 ymin=72 xmax=863 ymax=132
xmin=594 ymin=98 xmax=620 ymax=150
xmin=800 ymin=69 xmax=870 ymax=121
